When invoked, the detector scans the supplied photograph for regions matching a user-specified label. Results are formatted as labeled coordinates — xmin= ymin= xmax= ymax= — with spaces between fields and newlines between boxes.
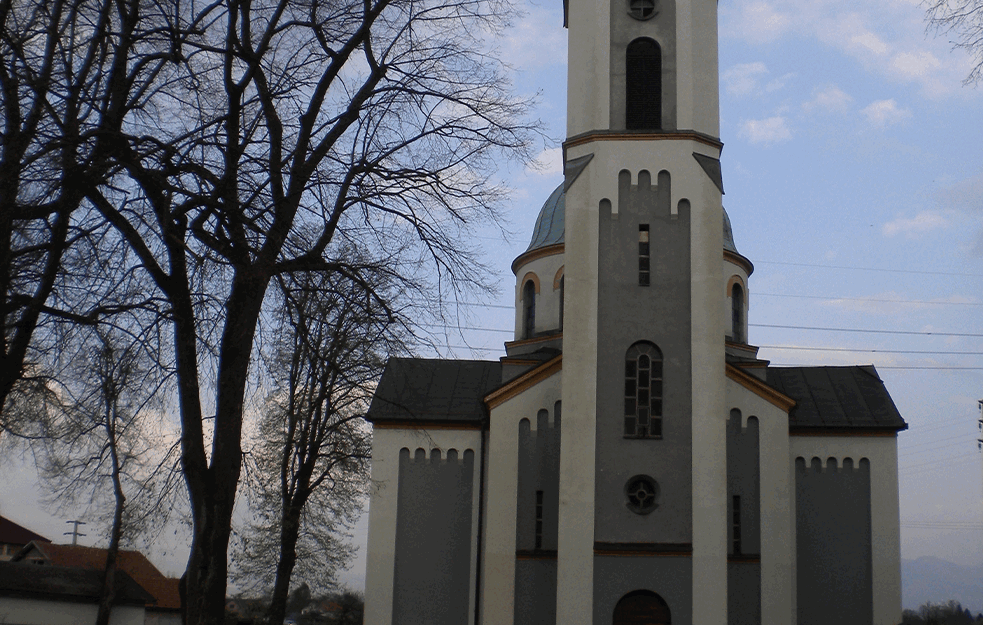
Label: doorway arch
xmin=613 ymin=590 xmax=671 ymax=625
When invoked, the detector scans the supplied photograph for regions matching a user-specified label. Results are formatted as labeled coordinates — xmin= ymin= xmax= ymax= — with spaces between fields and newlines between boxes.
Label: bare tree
xmin=39 ymin=328 xmax=178 ymax=625
xmin=0 ymin=0 xmax=180 ymax=424
xmin=81 ymin=1 xmax=538 ymax=623
xmin=927 ymin=0 xmax=983 ymax=84
xmin=232 ymin=267 xmax=399 ymax=625
xmin=5 ymin=0 xmax=538 ymax=621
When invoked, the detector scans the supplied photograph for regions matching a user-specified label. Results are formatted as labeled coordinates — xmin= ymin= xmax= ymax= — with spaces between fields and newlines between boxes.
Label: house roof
xmin=12 ymin=541 xmax=181 ymax=611
xmin=366 ymin=358 xmax=502 ymax=426
xmin=765 ymin=365 xmax=907 ymax=432
xmin=0 ymin=561 xmax=155 ymax=605
xmin=0 ymin=516 xmax=50 ymax=545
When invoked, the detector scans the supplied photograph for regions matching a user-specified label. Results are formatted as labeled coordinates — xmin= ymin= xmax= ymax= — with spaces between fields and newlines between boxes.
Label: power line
xmin=771 ymin=364 xmax=983 ymax=370
xmin=752 ymin=323 xmax=983 ymax=338
xmin=755 ymin=260 xmax=983 ymax=278
xmin=760 ymin=345 xmax=983 ymax=355
xmin=756 ymin=293 xmax=983 ymax=306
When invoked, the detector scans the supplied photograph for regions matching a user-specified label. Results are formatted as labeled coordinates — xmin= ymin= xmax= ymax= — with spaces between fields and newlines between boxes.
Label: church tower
xmin=362 ymin=0 xmax=907 ymax=622
xmin=559 ymin=0 xmax=727 ymax=621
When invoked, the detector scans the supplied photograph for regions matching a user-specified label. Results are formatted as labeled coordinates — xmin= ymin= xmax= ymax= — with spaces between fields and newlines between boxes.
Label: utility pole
xmin=64 ymin=520 xmax=86 ymax=545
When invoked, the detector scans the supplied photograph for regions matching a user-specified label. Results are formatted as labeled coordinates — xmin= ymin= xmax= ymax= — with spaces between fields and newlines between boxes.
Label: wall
xmin=0 ymin=597 xmax=145 ymax=625
xmin=593 ymin=556 xmax=692 ymax=624
xmin=794 ymin=456 xmax=872 ymax=625
xmin=392 ymin=448 xmax=476 ymax=625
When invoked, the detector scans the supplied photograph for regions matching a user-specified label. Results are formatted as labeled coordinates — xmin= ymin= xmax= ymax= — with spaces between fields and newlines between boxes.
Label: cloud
xmin=738 ymin=116 xmax=792 ymax=145
xmin=721 ymin=1 xmax=792 ymax=44
xmin=882 ymin=210 xmax=949 ymax=238
xmin=497 ymin=5 xmax=566 ymax=71
xmin=722 ymin=62 xmax=769 ymax=96
xmin=861 ymin=99 xmax=912 ymax=127
xmin=820 ymin=291 xmax=978 ymax=315
xmin=764 ymin=72 xmax=796 ymax=92
xmin=528 ymin=147 xmax=563 ymax=176
xmin=802 ymin=85 xmax=853 ymax=114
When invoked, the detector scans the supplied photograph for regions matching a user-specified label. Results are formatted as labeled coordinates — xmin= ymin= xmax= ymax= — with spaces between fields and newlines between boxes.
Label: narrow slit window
xmin=523 ymin=280 xmax=536 ymax=338
xmin=639 ymin=225 xmax=650 ymax=286
xmin=732 ymin=283 xmax=745 ymax=343
xmin=733 ymin=495 xmax=742 ymax=555
xmin=535 ymin=490 xmax=544 ymax=549
xmin=624 ymin=342 xmax=663 ymax=438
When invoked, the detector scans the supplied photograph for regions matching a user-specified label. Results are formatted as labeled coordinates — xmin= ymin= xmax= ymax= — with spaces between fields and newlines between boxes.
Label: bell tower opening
xmin=625 ymin=38 xmax=662 ymax=130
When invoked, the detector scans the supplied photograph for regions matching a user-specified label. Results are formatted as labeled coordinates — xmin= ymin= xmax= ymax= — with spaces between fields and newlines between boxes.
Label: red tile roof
xmin=0 ymin=516 xmax=50 ymax=545
xmin=13 ymin=541 xmax=181 ymax=611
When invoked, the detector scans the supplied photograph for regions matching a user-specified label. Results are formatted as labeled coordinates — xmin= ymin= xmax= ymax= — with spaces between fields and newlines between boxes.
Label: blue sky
xmin=2 ymin=0 xmax=982 ymax=604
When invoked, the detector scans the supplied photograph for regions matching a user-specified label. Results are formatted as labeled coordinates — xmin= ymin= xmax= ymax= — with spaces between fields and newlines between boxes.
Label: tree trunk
xmin=265 ymin=504 xmax=303 ymax=625
xmin=96 ymin=399 xmax=127 ymax=625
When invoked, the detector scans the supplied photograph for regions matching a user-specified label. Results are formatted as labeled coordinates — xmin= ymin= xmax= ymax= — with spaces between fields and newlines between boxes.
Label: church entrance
xmin=612 ymin=590 xmax=672 ymax=625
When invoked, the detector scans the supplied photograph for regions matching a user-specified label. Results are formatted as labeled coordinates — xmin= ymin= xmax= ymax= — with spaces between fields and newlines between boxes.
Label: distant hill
xmin=903 ymin=557 xmax=983 ymax=613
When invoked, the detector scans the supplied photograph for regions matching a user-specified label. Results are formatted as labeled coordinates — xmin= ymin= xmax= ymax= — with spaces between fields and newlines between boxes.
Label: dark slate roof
xmin=0 ymin=516 xmax=50 ymax=545
xmin=367 ymin=358 xmax=502 ymax=425
xmin=766 ymin=365 xmax=907 ymax=431
xmin=0 ymin=561 xmax=155 ymax=605
xmin=526 ymin=182 xmax=565 ymax=252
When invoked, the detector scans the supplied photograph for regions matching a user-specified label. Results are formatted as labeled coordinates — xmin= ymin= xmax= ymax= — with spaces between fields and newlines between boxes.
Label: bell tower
xmin=558 ymin=0 xmax=727 ymax=620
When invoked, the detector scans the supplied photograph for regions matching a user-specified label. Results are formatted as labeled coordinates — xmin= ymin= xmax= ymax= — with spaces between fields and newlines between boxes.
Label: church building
xmin=362 ymin=0 xmax=908 ymax=621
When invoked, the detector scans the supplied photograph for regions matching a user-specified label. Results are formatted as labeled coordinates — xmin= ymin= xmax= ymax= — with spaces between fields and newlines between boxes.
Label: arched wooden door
xmin=613 ymin=590 xmax=671 ymax=625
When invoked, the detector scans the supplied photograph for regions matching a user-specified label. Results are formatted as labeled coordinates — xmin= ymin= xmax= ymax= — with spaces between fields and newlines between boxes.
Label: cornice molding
xmin=724 ymin=249 xmax=754 ymax=276
xmin=725 ymin=363 xmax=796 ymax=412
xmin=484 ymin=354 xmax=562 ymax=410
xmin=512 ymin=243 xmax=564 ymax=275
xmin=564 ymin=129 xmax=724 ymax=151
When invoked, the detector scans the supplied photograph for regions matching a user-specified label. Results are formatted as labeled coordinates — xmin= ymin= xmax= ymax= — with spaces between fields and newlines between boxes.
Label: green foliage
xmin=902 ymin=600 xmax=983 ymax=625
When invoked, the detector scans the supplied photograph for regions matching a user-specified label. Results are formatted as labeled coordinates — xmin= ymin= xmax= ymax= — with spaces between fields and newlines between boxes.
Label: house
xmin=13 ymin=541 xmax=182 ymax=625
xmin=0 ymin=515 xmax=50 ymax=561
xmin=0 ymin=560 xmax=153 ymax=625
xmin=361 ymin=0 xmax=908 ymax=621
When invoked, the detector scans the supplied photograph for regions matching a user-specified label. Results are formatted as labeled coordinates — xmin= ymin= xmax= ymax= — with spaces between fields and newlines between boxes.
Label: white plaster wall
xmin=363 ymin=426 xmax=483 ymax=625
xmin=723 ymin=260 xmax=749 ymax=341
xmin=726 ymin=379 xmax=794 ymax=625
xmin=513 ymin=253 xmax=565 ymax=339
xmin=482 ymin=372 xmax=562 ymax=625
xmin=789 ymin=435 xmax=902 ymax=625
xmin=566 ymin=0 xmax=610 ymax=136
xmin=0 ymin=598 xmax=145 ymax=625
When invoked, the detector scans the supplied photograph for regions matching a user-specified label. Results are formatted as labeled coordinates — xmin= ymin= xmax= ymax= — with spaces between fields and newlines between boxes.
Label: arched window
xmin=523 ymin=280 xmax=536 ymax=338
xmin=732 ymin=283 xmax=744 ymax=343
xmin=613 ymin=590 xmax=671 ymax=625
xmin=624 ymin=342 xmax=663 ymax=438
xmin=626 ymin=38 xmax=662 ymax=130
xmin=559 ymin=275 xmax=565 ymax=329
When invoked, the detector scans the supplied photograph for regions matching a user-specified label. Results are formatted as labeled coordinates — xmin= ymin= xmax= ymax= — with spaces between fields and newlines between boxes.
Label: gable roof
xmin=765 ymin=365 xmax=907 ymax=432
xmin=0 ymin=516 xmax=50 ymax=545
xmin=0 ymin=561 xmax=154 ymax=605
xmin=13 ymin=542 xmax=181 ymax=611
xmin=367 ymin=358 xmax=502 ymax=426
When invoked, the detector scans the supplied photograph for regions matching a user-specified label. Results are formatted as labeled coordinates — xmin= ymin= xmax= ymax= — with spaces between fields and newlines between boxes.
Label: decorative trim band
xmin=504 ymin=332 xmax=562 ymax=350
xmin=512 ymin=243 xmax=564 ymax=275
xmin=593 ymin=542 xmax=693 ymax=557
xmin=789 ymin=428 xmax=901 ymax=437
xmin=564 ymin=130 xmax=723 ymax=151
xmin=516 ymin=550 xmax=558 ymax=560
xmin=724 ymin=249 xmax=754 ymax=276
xmin=484 ymin=354 xmax=563 ymax=410
xmin=371 ymin=421 xmax=483 ymax=430
xmin=725 ymin=363 xmax=796 ymax=412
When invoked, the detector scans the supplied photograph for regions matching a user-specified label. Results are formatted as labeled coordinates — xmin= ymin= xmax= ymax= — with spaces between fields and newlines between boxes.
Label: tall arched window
xmin=732 ymin=283 xmax=745 ymax=343
xmin=626 ymin=38 xmax=662 ymax=130
xmin=523 ymin=280 xmax=536 ymax=338
xmin=613 ymin=590 xmax=671 ymax=625
xmin=624 ymin=342 xmax=663 ymax=438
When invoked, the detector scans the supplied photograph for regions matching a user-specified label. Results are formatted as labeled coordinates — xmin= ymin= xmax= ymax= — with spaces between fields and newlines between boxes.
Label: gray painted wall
xmin=514 ymin=559 xmax=558 ymax=625
xmin=609 ymin=0 xmax=677 ymax=129
xmin=392 ymin=448 xmax=475 ymax=625
xmin=728 ymin=562 xmax=761 ymax=625
xmin=795 ymin=456 xmax=873 ymax=625
xmin=516 ymin=404 xmax=562 ymax=551
xmin=593 ymin=556 xmax=692 ymax=624
xmin=594 ymin=169 xmax=692 ymax=545
xmin=727 ymin=412 xmax=760 ymax=556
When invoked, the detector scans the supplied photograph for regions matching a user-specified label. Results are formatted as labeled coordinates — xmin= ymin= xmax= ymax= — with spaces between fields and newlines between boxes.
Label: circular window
xmin=628 ymin=0 xmax=656 ymax=20
xmin=625 ymin=475 xmax=660 ymax=514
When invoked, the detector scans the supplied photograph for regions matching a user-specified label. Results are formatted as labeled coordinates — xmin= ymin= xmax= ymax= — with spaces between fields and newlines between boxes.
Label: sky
xmin=3 ymin=0 xmax=983 ymax=607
